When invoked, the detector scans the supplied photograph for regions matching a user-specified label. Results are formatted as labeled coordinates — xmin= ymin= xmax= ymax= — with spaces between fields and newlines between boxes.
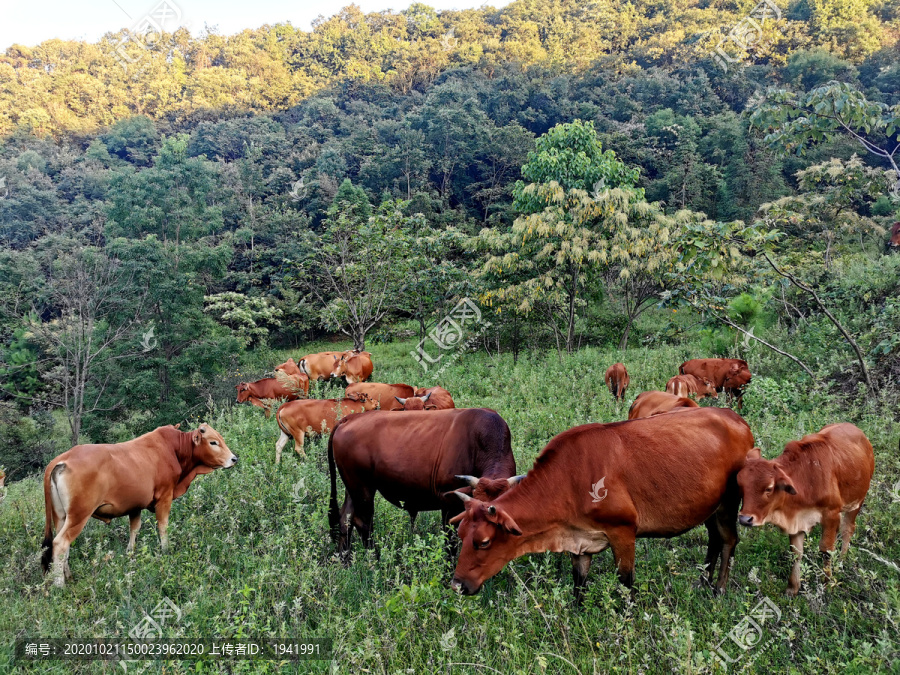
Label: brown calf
xmin=331 ymin=351 xmax=374 ymax=384
xmin=628 ymin=390 xmax=699 ymax=420
xmin=604 ymin=363 xmax=630 ymax=401
xmin=274 ymin=397 xmax=377 ymax=463
xmin=737 ymin=423 xmax=874 ymax=596
xmin=666 ymin=374 xmax=717 ymax=399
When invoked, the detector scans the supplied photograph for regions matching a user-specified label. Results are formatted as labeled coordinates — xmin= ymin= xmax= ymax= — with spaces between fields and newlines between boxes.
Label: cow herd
xmin=40 ymin=351 xmax=875 ymax=604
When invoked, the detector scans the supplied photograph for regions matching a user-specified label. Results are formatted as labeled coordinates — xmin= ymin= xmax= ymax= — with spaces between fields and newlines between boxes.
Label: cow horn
xmin=421 ymin=391 xmax=432 ymax=402
xmin=507 ymin=475 xmax=526 ymax=486
xmin=395 ymin=396 xmax=407 ymax=405
xmin=455 ymin=475 xmax=479 ymax=488
xmin=452 ymin=491 xmax=472 ymax=503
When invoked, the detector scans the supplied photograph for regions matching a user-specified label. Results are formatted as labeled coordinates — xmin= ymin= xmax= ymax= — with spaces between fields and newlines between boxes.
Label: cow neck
xmin=173 ymin=430 xmax=200 ymax=477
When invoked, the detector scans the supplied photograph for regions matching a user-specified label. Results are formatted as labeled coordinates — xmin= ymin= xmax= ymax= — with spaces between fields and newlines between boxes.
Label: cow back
xmin=628 ymin=390 xmax=698 ymax=419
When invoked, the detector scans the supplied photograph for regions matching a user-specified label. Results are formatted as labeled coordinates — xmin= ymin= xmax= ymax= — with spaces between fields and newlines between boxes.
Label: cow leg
xmin=51 ymin=510 xmax=91 ymax=587
xmin=293 ymin=431 xmax=306 ymax=459
xmin=352 ymin=495 xmax=375 ymax=551
xmin=155 ymin=497 xmax=173 ymax=553
xmin=839 ymin=507 xmax=861 ymax=555
xmin=701 ymin=516 xmax=724 ymax=588
xmin=712 ymin=487 xmax=740 ymax=593
xmin=571 ymin=553 xmax=593 ymax=605
xmin=275 ymin=431 xmax=291 ymax=464
xmin=338 ymin=493 xmax=355 ymax=561
xmin=608 ymin=527 xmax=637 ymax=589
xmin=787 ymin=532 xmax=805 ymax=597
xmin=819 ymin=511 xmax=840 ymax=577
xmin=126 ymin=511 xmax=142 ymax=554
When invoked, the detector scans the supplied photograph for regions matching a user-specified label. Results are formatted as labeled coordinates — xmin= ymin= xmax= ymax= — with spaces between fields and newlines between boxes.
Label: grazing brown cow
xmin=450 ymin=407 xmax=754 ymax=603
xmin=737 ymin=423 xmax=875 ymax=596
xmin=679 ymin=358 xmax=752 ymax=408
xmin=331 ymin=351 xmax=374 ymax=384
xmin=275 ymin=358 xmax=303 ymax=377
xmin=328 ymin=408 xmax=519 ymax=557
xmin=888 ymin=222 xmax=900 ymax=250
xmin=345 ymin=383 xmax=415 ymax=410
xmin=628 ymin=391 xmax=699 ymax=420
xmin=299 ymin=351 xmax=347 ymax=381
xmin=666 ymin=374 xmax=717 ymax=400
xmin=274 ymin=397 xmax=377 ymax=463
xmin=604 ymin=363 xmax=630 ymax=401
xmin=235 ymin=377 xmax=307 ymax=418
xmin=41 ymin=424 xmax=237 ymax=586
xmin=414 ymin=386 xmax=455 ymax=410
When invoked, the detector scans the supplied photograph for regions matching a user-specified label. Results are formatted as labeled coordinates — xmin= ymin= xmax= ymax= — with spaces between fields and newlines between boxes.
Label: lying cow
xmin=679 ymin=358 xmax=752 ymax=408
xmin=888 ymin=222 xmax=900 ymax=251
xmin=236 ymin=376 xmax=307 ymax=417
xmin=299 ymin=351 xmax=347 ymax=382
xmin=604 ymin=363 xmax=629 ymax=401
xmin=331 ymin=350 xmax=374 ymax=384
xmin=666 ymin=374 xmax=716 ymax=400
xmin=394 ymin=392 xmax=437 ymax=410
xmin=345 ymin=383 xmax=414 ymax=410
xmin=449 ymin=407 xmax=754 ymax=603
xmin=414 ymin=386 xmax=455 ymax=409
xmin=274 ymin=397 xmax=377 ymax=463
xmin=41 ymin=424 xmax=237 ymax=586
xmin=737 ymin=423 xmax=875 ymax=596
xmin=628 ymin=390 xmax=699 ymax=419
xmin=328 ymin=408 xmax=520 ymax=558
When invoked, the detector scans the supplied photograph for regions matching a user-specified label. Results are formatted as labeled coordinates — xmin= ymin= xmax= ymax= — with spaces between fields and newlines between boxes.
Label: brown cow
xmin=666 ymin=374 xmax=717 ymax=400
xmin=888 ymin=222 xmax=900 ymax=250
xmin=394 ymin=392 xmax=438 ymax=411
xmin=345 ymin=383 xmax=415 ymax=410
xmin=275 ymin=358 xmax=303 ymax=377
xmin=628 ymin=390 xmax=699 ymax=419
xmin=331 ymin=351 xmax=374 ymax=384
xmin=679 ymin=358 xmax=752 ymax=408
xmin=235 ymin=377 xmax=307 ymax=418
xmin=299 ymin=351 xmax=347 ymax=381
xmin=328 ymin=408 xmax=520 ymax=558
xmin=737 ymin=423 xmax=874 ymax=596
xmin=450 ymin=407 xmax=754 ymax=603
xmin=274 ymin=397 xmax=377 ymax=463
xmin=414 ymin=386 xmax=455 ymax=410
xmin=0 ymin=467 xmax=5 ymax=488
xmin=41 ymin=424 xmax=237 ymax=586
xmin=604 ymin=363 xmax=630 ymax=401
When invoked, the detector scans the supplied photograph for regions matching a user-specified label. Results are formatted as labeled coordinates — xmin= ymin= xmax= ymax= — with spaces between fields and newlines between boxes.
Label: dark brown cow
xmin=345 ymin=383 xmax=415 ymax=410
xmin=328 ymin=408 xmax=518 ymax=557
xmin=737 ymin=423 xmax=874 ymax=596
xmin=450 ymin=407 xmax=754 ymax=603
xmin=414 ymin=386 xmax=455 ymax=410
xmin=666 ymin=374 xmax=717 ymax=400
xmin=41 ymin=424 xmax=237 ymax=586
xmin=628 ymin=390 xmax=699 ymax=420
xmin=331 ymin=351 xmax=374 ymax=384
xmin=274 ymin=397 xmax=377 ymax=463
xmin=679 ymin=358 xmax=752 ymax=408
xmin=604 ymin=363 xmax=630 ymax=401
xmin=235 ymin=377 xmax=307 ymax=418
xmin=888 ymin=222 xmax=900 ymax=250
xmin=299 ymin=351 xmax=346 ymax=381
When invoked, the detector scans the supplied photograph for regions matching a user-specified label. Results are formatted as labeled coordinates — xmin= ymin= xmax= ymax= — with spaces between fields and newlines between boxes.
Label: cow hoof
xmin=785 ymin=587 xmax=799 ymax=598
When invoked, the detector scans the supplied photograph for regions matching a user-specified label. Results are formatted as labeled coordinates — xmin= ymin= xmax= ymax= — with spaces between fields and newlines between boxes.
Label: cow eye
xmin=210 ymin=441 xmax=218 ymax=446
xmin=477 ymin=538 xmax=491 ymax=549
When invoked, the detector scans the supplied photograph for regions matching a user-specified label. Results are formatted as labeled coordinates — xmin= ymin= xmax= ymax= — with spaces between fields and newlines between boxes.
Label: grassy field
xmin=1 ymin=337 xmax=899 ymax=674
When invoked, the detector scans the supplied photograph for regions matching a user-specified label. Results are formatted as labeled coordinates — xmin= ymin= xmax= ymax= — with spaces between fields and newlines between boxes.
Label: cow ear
xmin=486 ymin=505 xmax=522 ymax=536
xmin=192 ymin=430 xmax=202 ymax=445
xmin=775 ymin=470 xmax=797 ymax=495
xmin=448 ymin=512 xmax=466 ymax=526
xmin=425 ymin=405 xmax=438 ymax=410
xmin=746 ymin=447 xmax=762 ymax=460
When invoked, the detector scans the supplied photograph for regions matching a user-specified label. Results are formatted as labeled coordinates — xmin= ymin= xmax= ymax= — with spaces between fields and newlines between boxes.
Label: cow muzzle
xmin=225 ymin=455 xmax=238 ymax=468
xmin=738 ymin=514 xmax=755 ymax=527
xmin=450 ymin=577 xmax=479 ymax=595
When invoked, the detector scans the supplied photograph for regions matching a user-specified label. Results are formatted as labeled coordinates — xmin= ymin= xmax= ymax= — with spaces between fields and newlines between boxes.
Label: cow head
xmin=698 ymin=377 xmax=717 ymax=396
xmin=888 ymin=222 xmax=900 ymax=251
xmin=723 ymin=364 xmax=751 ymax=390
xmin=331 ymin=354 xmax=348 ymax=378
xmin=737 ymin=447 xmax=796 ymax=527
xmin=275 ymin=358 xmax=301 ymax=376
xmin=235 ymin=383 xmax=251 ymax=403
xmin=191 ymin=424 xmax=239 ymax=470
xmin=393 ymin=392 xmax=435 ymax=411
xmin=449 ymin=495 xmax=522 ymax=595
xmin=454 ymin=474 xmax=526 ymax=501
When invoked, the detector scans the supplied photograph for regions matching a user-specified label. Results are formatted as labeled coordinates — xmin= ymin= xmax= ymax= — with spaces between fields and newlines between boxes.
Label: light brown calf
xmin=274 ymin=397 xmax=377 ymax=463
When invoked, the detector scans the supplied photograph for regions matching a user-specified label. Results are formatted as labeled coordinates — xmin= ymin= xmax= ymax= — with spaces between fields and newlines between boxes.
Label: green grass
xmin=1 ymin=339 xmax=899 ymax=674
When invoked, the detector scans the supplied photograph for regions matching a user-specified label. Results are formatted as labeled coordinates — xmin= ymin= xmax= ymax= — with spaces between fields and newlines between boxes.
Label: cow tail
xmin=327 ymin=426 xmax=340 ymax=542
xmin=41 ymin=466 xmax=56 ymax=573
